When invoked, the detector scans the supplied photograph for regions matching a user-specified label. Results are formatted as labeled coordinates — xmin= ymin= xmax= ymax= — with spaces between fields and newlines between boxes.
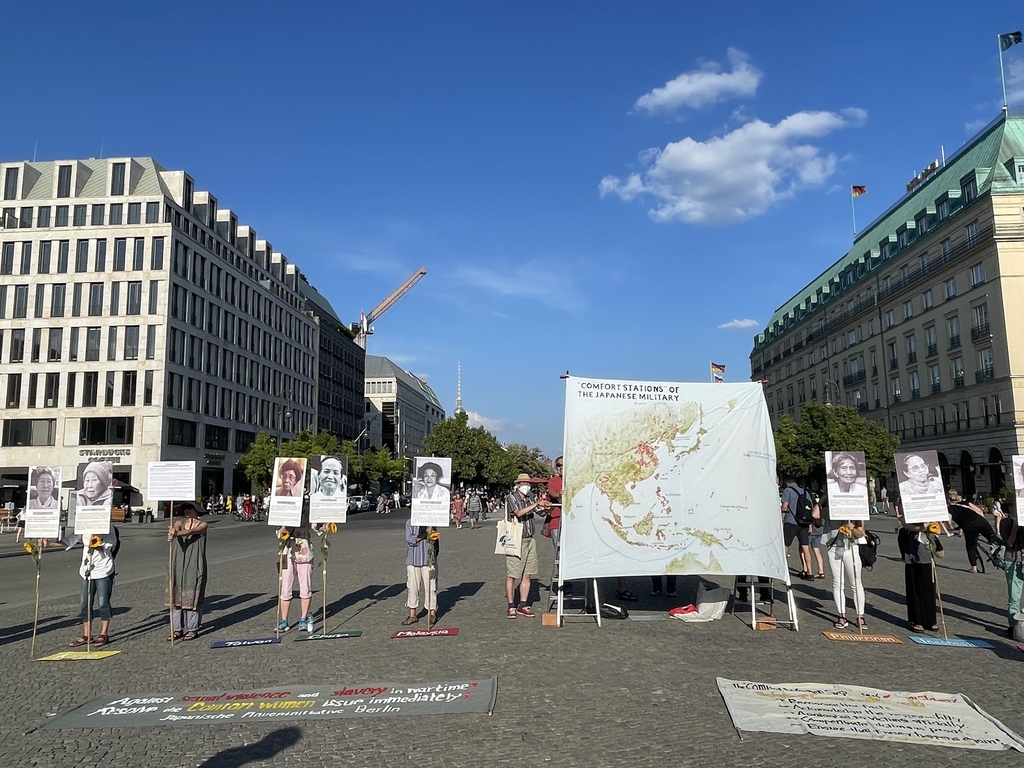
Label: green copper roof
xmin=757 ymin=113 xmax=1024 ymax=347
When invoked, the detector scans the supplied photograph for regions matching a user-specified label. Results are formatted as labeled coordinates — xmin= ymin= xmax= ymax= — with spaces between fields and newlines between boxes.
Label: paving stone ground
xmin=0 ymin=512 xmax=1022 ymax=767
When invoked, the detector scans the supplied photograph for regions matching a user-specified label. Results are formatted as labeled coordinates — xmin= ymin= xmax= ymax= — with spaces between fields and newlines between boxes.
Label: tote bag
xmin=494 ymin=516 xmax=522 ymax=557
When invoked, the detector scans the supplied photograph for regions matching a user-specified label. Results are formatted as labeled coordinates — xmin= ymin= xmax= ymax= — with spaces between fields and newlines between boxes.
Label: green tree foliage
xmin=237 ymin=431 xmax=279 ymax=491
xmin=424 ymin=411 xmax=551 ymax=489
xmin=775 ymin=402 xmax=900 ymax=486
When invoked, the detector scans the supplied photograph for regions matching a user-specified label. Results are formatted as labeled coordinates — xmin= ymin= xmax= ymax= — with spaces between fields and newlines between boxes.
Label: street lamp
xmin=822 ymin=378 xmax=841 ymax=406
xmin=276 ymin=391 xmax=293 ymax=453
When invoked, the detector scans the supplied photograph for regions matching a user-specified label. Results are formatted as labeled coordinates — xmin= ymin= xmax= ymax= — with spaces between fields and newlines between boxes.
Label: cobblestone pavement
xmin=1 ymin=512 xmax=1022 ymax=767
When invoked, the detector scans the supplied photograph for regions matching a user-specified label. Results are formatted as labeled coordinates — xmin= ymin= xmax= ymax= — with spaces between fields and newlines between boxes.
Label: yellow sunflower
xmin=428 ymin=531 xmax=440 ymax=541
xmin=838 ymin=525 xmax=852 ymax=536
xmin=88 ymin=535 xmax=103 ymax=549
xmin=22 ymin=542 xmax=34 ymax=554
xmin=927 ymin=522 xmax=942 ymax=535
xmin=329 ymin=523 xmax=338 ymax=534
xmin=279 ymin=529 xmax=291 ymax=541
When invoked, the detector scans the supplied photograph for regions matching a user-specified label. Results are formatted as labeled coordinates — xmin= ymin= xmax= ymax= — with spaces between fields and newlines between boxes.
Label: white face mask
xmin=518 ymin=484 xmax=531 ymax=495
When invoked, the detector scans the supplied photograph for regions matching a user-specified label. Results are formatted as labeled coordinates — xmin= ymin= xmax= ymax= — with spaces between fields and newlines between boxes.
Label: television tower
xmin=455 ymin=362 xmax=464 ymax=415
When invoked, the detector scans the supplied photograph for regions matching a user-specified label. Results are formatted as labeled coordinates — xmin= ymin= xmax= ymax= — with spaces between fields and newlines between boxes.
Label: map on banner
xmin=560 ymin=377 xmax=788 ymax=583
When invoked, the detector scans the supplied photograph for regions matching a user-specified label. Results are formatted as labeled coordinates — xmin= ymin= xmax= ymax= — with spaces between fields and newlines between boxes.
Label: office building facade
xmin=362 ymin=355 xmax=445 ymax=460
xmin=0 ymin=157 xmax=319 ymax=506
xmin=751 ymin=114 xmax=1024 ymax=498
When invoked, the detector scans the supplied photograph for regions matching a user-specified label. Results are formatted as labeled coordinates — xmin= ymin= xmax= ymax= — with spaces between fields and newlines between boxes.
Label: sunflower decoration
xmin=328 ymin=522 xmax=338 ymax=535
xmin=88 ymin=535 xmax=103 ymax=549
xmin=838 ymin=525 xmax=852 ymax=536
xmin=927 ymin=522 xmax=942 ymax=535
xmin=428 ymin=530 xmax=440 ymax=542
xmin=277 ymin=528 xmax=291 ymax=556
xmin=23 ymin=541 xmax=41 ymax=570
xmin=427 ymin=528 xmax=439 ymax=581
xmin=320 ymin=526 xmax=332 ymax=563
xmin=924 ymin=521 xmax=942 ymax=556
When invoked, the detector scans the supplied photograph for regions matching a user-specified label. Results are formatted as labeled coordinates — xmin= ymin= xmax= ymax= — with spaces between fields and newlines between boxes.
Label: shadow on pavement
xmin=203 ymin=596 xmax=279 ymax=635
xmin=198 ymin=727 xmax=301 ymax=767
xmin=437 ymin=581 xmax=484 ymax=623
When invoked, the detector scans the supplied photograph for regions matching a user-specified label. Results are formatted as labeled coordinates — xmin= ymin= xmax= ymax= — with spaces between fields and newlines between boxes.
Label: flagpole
xmin=851 ymin=190 xmax=857 ymax=238
xmin=1000 ymin=34 xmax=1009 ymax=113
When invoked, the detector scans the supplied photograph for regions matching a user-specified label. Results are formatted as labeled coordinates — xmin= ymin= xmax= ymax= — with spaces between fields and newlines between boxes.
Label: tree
xmin=775 ymin=402 xmax=900 ymax=487
xmin=424 ymin=411 xmax=552 ymax=489
xmin=237 ymin=431 xmax=279 ymax=491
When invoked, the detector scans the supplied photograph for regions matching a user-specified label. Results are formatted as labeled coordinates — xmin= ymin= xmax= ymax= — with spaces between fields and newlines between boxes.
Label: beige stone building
xmin=751 ymin=114 xmax=1024 ymax=499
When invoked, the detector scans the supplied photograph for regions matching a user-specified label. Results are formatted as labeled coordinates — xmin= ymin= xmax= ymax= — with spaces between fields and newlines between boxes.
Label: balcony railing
xmin=975 ymin=367 xmax=995 ymax=383
xmin=889 ymin=359 xmax=900 ymax=371
xmin=892 ymin=392 xmax=902 ymax=402
xmin=872 ymin=366 xmax=878 ymax=376
xmin=907 ymin=351 xmax=917 ymax=364
xmin=971 ymin=322 xmax=991 ymax=342
xmin=926 ymin=343 xmax=938 ymax=357
xmin=931 ymin=382 xmax=941 ymax=394
xmin=911 ymin=388 xmax=921 ymax=399
xmin=857 ymin=402 xmax=870 ymax=412
xmin=954 ymin=375 xmax=965 ymax=388
xmin=843 ymin=370 xmax=867 ymax=386
xmin=948 ymin=335 xmax=960 ymax=349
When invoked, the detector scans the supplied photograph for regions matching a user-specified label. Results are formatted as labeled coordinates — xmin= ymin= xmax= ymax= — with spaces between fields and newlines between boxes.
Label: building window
xmin=51 ymin=284 xmax=65 ymax=317
xmin=95 ymin=239 xmax=107 ymax=272
xmin=9 ymin=328 xmax=24 ymax=363
xmin=235 ymin=429 xmax=256 ymax=453
xmin=904 ymin=301 xmax=913 ymax=320
xmin=966 ymin=220 xmax=979 ymax=246
xmin=152 ymin=237 xmax=164 ymax=270
xmin=13 ymin=284 xmax=28 ymax=318
xmin=962 ymin=178 xmax=977 ymax=203
xmin=146 ymin=202 xmax=160 ymax=224
xmin=205 ymin=424 xmax=229 ymax=450
xmin=114 ymin=238 xmax=126 ymax=270
xmin=56 ymin=165 xmax=72 ymax=198
xmin=144 ymin=370 xmax=153 ymax=405
xmin=124 ymin=325 xmax=139 ymax=360
xmin=86 ymin=327 xmax=101 ymax=361
xmin=88 ymin=283 xmax=103 ymax=316
xmin=66 ymin=371 xmax=76 ymax=407
xmin=970 ymin=263 xmax=985 ymax=287
xmin=57 ymin=240 xmax=69 ymax=273
xmin=43 ymin=372 xmax=59 ymax=408
xmin=47 ymin=328 xmax=62 ymax=362
xmin=122 ymin=371 xmax=137 ymax=406
xmin=20 ymin=242 xmax=32 ymax=274
xmin=37 ymin=207 xmax=50 ymax=228
xmin=5 ymin=373 xmax=21 ymax=407
xmin=55 ymin=205 xmax=68 ymax=227
xmin=0 ymin=242 xmax=12 ymax=275
xmin=105 ymin=371 xmax=115 ymax=406
xmin=75 ymin=240 xmax=89 ymax=272
xmin=132 ymin=238 xmax=144 ymax=270
xmin=148 ymin=280 xmax=159 ymax=314
xmin=167 ymin=417 xmax=197 ymax=447
xmin=73 ymin=205 xmax=87 ymax=226
xmin=146 ymin=325 xmax=156 ymax=359
xmin=110 ymin=163 xmax=125 ymax=196
xmin=110 ymin=282 xmax=120 ymax=315
xmin=33 ymin=284 xmax=44 ymax=318
xmin=107 ymin=326 xmax=117 ymax=361
xmin=885 ymin=309 xmax=895 ymax=328
xmin=128 ymin=202 xmax=141 ymax=225
xmin=952 ymin=357 xmax=964 ymax=387
xmin=2 ymin=418 xmax=56 ymax=446
xmin=109 ymin=203 xmax=122 ymax=225
xmin=943 ymin=277 xmax=956 ymax=300
xmin=79 ymin=416 xmax=134 ymax=445
xmin=123 ymin=281 xmax=141 ymax=315
xmin=3 ymin=167 xmax=19 ymax=200
xmin=91 ymin=204 xmax=105 ymax=226
xmin=19 ymin=207 xmax=32 ymax=228
xmin=68 ymin=327 xmax=79 ymax=361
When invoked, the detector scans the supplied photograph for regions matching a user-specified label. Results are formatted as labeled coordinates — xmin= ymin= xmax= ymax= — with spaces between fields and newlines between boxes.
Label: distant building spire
xmin=455 ymin=361 xmax=464 ymax=414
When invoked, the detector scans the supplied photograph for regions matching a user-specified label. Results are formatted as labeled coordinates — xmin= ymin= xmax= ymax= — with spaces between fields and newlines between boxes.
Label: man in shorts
xmin=466 ymin=489 xmax=483 ymax=529
xmin=504 ymin=473 xmax=547 ymax=618
xmin=780 ymin=475 xmax=814 ymax=580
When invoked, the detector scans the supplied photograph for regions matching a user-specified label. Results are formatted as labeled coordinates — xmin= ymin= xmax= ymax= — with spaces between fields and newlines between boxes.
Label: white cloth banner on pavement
xmin=560 ymin=377 xmax=788 ymax=582
xmin=717 ymin=678 xmax=1024 ymax=751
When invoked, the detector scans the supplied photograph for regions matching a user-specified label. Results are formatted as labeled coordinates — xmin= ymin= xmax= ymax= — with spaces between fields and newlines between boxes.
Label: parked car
xmin=347 ymin=495 xmax=372 ymax=513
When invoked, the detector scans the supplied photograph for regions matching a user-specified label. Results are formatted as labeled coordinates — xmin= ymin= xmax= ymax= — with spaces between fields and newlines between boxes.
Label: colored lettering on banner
xmin=823 ymin=631 xmax=902 ymax=644
xmin=391 ymin=627 xmax=459 ymax=638
xmin=909 ymin=636 xmax=994 ymax=648
xmin=210 ymin=638 xmax=281 ymax=649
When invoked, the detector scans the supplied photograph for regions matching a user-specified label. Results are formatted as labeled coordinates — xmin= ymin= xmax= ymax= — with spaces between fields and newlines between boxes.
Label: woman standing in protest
xmin=403 ymin=521 xmax=439 ymax=627
xmin=827 ymin=518 xmax=868 ymax=630
xmin=168 ymin=501 xmax=209 ymax=641
xmin=278 ymin=510 xmax=317 ymax=633
xmin=69 ymin=530 xmax=117 ymax=647
xmin=898 ymin=522 xmax=938 ymax=632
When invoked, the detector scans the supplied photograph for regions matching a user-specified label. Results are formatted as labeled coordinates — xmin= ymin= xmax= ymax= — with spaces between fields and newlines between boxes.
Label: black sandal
xmin=401 ymin=616 xmax=418 ymax=626
xmin=615 ymin=589 xmax=639 ymax=602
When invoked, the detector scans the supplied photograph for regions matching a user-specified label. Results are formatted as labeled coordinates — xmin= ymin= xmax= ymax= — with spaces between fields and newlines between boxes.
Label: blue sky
xmin=7 ymin=2 xmax=1024 ymax=458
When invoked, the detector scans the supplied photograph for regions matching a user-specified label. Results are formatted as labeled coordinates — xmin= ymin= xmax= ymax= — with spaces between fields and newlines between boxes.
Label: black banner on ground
xmin=46 ymin=678 xmax=498 ymax=728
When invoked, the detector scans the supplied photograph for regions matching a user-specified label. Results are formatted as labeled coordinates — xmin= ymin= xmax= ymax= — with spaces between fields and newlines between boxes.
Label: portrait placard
xmin=824 ymin=451 xmax=869 ymax=521
xmin=411 ymin=457 xmax=452 ymax=527
xmin=896 ymin=450 xmax=948 ymax=524
xmin=1012 ymin=455 xmax=1024 ymax=524
xmin=25 ymin=465 xmax=61 ymax=538
xmin=73 ymin=461 xmax=113 ymax=535
xmin=269 ymin=457 xmax=307 ymax=526
xmin=309 ymin=455 xmax=348 ymax=524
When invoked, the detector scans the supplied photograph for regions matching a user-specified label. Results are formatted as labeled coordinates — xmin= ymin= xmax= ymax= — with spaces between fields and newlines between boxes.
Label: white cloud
xmin=633 ymin=49 xmax=762 ymax=114
xmin=718 ymin=318 xmax=760 ymax=330
xmin=411 ymin=372 xmax=429 ymax=382
xmin=600 ymin=108 xmax=867 ymax=225
xmin=493 ymin=310 xmax=509 ymax=320
xmin=964 ymin=118 xmax=989 ymax=134
xmin=467 ymin=411 xmax=508 ymax=433
xmin=1007 ymin=59 xmax=1024 ymax=110
xmin=454 ymin=261 xmax=584 ymax=311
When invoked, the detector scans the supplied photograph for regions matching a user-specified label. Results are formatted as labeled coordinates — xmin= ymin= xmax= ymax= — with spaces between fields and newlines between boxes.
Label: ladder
xmin=548 ymin=537 xmax=601 ymax=627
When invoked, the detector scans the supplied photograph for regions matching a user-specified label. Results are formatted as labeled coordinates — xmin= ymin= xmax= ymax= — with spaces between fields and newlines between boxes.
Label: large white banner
xmin=561 ymin=377 xmax=788 ymax=582
xmin=1012 ymin=455 xmax=1024 ymax=524
xmin=717 ymin=678 xmax=1024 ymax=751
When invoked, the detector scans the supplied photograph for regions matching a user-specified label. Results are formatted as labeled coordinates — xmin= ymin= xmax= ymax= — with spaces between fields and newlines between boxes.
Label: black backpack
xmin=793 ymin=490 xmax=816 ymax=526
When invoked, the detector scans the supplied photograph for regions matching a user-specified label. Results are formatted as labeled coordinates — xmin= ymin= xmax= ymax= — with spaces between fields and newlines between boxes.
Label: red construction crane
xmin=354 ymin=266 xmax=427 ymax=349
